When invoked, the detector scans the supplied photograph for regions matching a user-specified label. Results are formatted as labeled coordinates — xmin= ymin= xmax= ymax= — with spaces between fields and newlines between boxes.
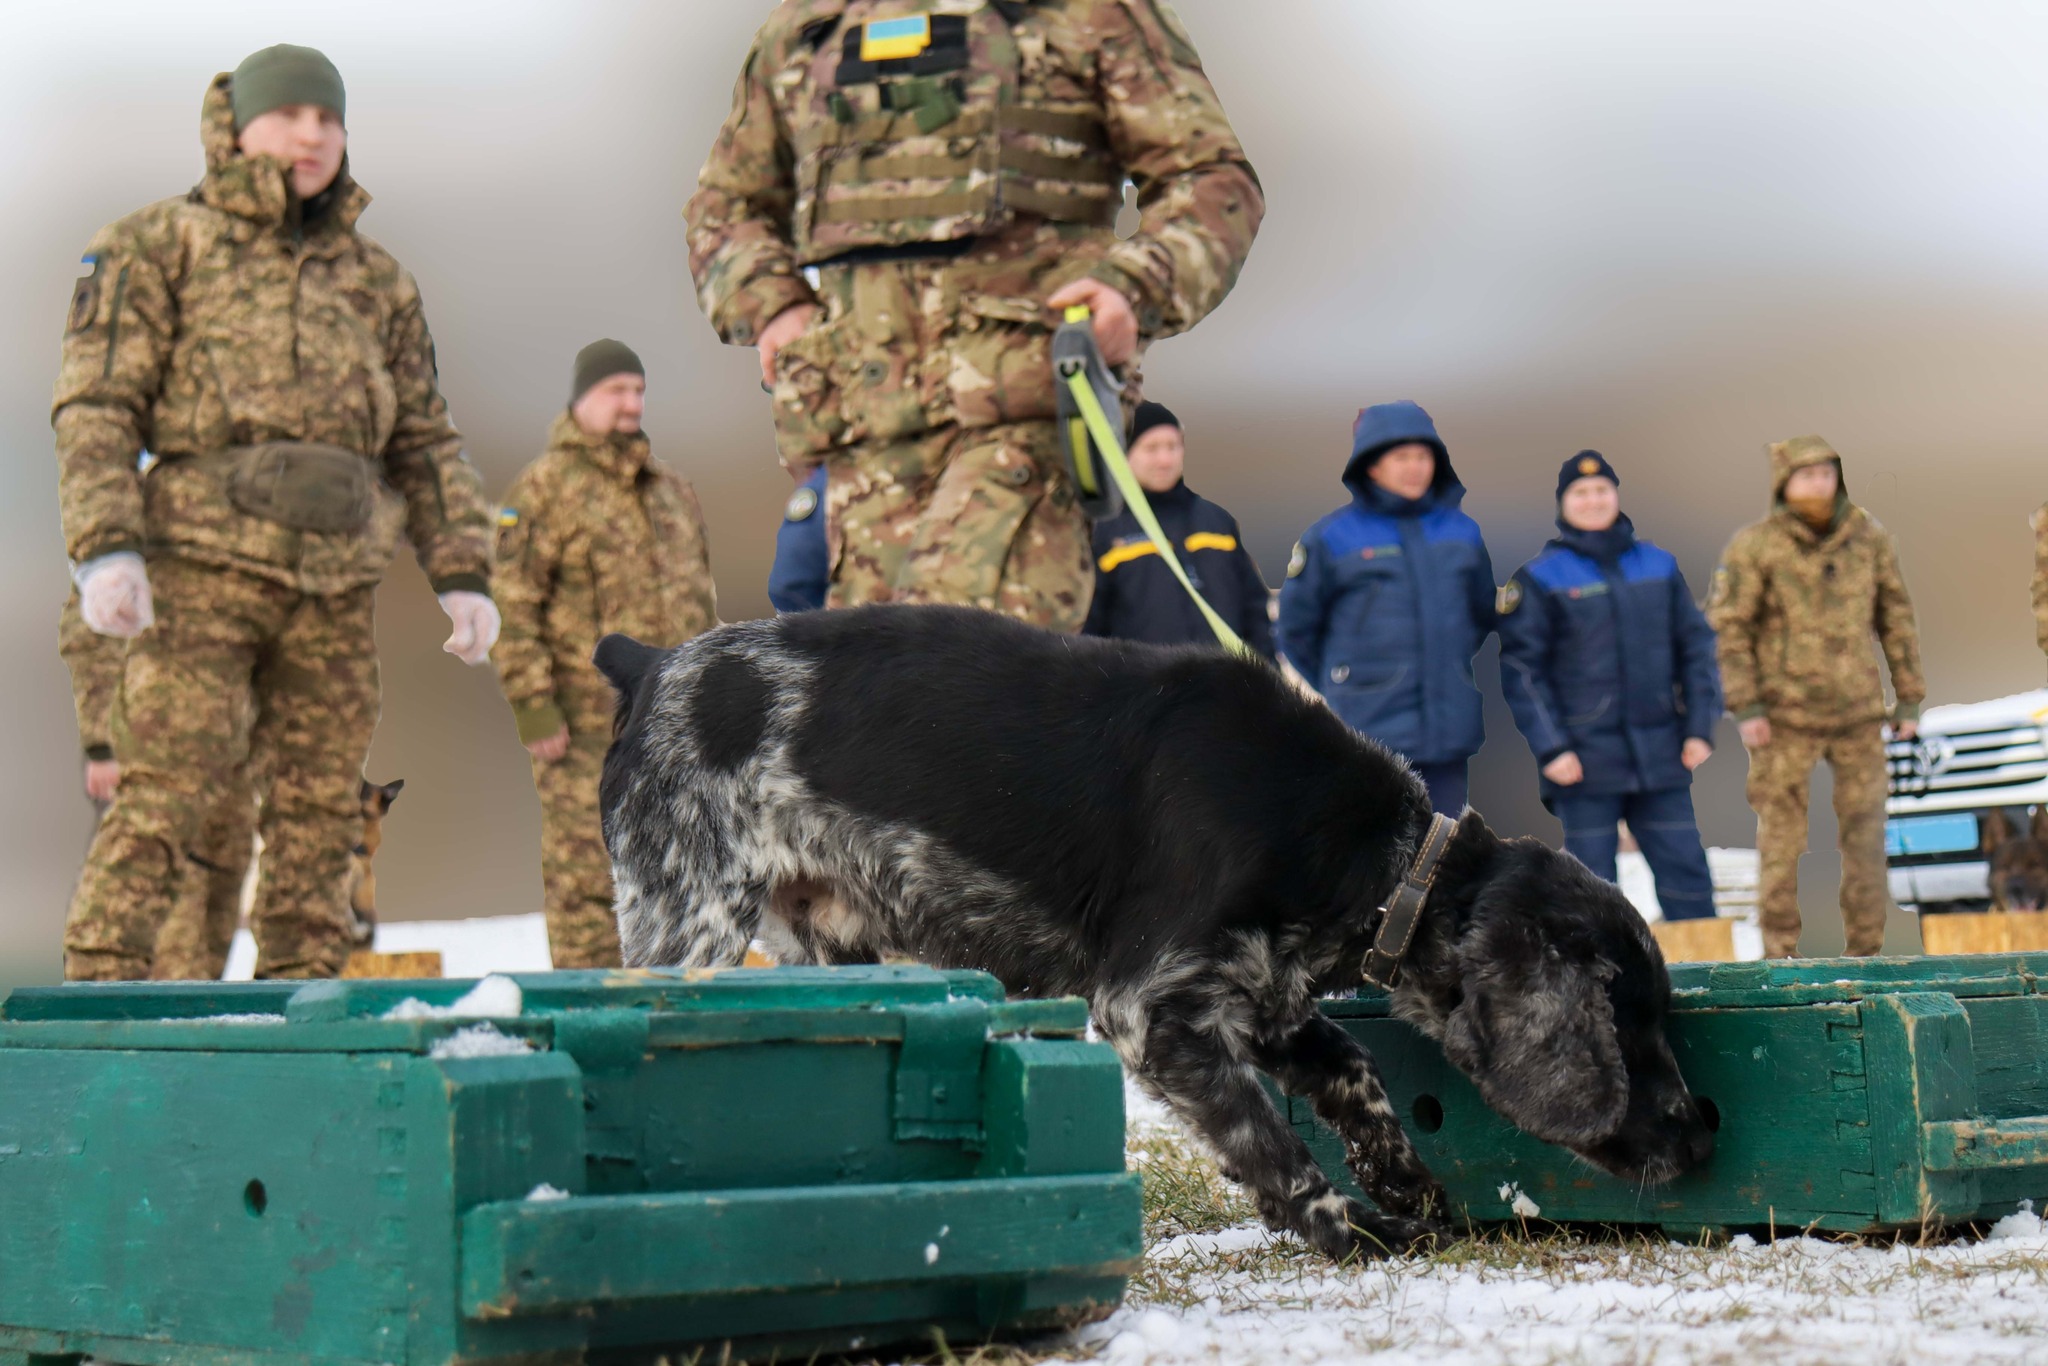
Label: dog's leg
xmin=1139 ymin=1005 xmax=1438 ymax=1260
xmin=1254 ymin=1012 xmax=1447 ymax=1221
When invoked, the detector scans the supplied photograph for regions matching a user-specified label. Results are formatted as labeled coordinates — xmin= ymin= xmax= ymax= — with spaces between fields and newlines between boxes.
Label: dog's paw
xmin=1344 ymin=1210 xmax=1443 ymax=1260
xmin=1292 ymin=1191 xmax=1442 ymax=1262
xmin=1370 ymin=1170 xmax=1450 ymax=1223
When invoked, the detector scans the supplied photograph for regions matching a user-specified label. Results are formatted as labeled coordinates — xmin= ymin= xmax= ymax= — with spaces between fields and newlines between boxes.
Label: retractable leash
xmin=1053 ymin=305 xmax=1251 ymax=658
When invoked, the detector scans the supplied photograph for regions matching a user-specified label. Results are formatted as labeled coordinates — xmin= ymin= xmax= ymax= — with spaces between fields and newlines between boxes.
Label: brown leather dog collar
xmin=1362 ymin=812 xmax=1456 ymax=989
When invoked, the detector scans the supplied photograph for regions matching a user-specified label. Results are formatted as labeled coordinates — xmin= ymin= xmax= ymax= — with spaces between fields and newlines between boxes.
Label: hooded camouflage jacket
xmin=491 ymin=416 xmax=718 ymax=743
xmin=1706 ymin=435 xmax=1924 ymax=730
xmin=51 ymin=74 xmax=491 ymax=597
xmin=685 ymin=0 xmax=1262 ymax=348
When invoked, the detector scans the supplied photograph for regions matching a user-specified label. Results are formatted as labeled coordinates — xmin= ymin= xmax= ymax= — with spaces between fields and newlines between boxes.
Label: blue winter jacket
xmin=1277 ymin=402 xmax=1497 ymax=765
xmin=1497 ymin=516 xmax=1721 ymax=800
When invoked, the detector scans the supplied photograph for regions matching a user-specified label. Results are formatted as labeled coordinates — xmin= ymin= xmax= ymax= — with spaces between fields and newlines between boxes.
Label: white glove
xmin=75 ymin=552 xmax=155 ymax=639
xmin=438 ymin=590 xmax=500 ymax=665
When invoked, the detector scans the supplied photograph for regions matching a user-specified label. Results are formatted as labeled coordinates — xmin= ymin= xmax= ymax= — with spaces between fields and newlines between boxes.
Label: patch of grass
xmin=1127 ymin=1125 xmax=1256 ymax=1241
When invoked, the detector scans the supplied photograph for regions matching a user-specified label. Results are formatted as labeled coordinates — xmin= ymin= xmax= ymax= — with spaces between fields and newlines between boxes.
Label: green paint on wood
xmin=1296 ymin=954 xmax=2048 ymax=1234
xmin=0 ymin=967 xmax=1135 ymax=1364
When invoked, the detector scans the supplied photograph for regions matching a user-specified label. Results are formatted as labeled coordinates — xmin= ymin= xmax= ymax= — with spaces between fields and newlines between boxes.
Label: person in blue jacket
xmin=1497 ymin=451 xmax=1721 ymax=920
xmin=1277 ymin=401 xmax=1496 ymax=815
xmin=767 ymin=464 xmax=828 ymax=613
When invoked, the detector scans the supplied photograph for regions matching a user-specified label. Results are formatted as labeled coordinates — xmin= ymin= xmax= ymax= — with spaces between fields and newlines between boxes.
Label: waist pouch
xmin=222 ymin=442 xmax=377 ymax=536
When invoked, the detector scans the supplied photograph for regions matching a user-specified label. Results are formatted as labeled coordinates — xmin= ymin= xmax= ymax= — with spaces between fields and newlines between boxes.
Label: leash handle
xmin=1057 ymin=308 xmax=1250 ymax=659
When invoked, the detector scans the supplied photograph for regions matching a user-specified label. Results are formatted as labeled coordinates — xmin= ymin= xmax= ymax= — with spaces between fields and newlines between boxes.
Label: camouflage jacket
xmin=1706 ymin=437 xmax=1925 ymax=730
xmin=51 ymin=74 xmax=492 ymax=597
xmin=685 ymin=0 xmax=1263 ymax=348
xmin=2031 ymin=501 xmax=2048 ymax=655
xmin=491 ymin=416 xmax=719 ymax=742
xmin=58 ymin=588 xmax=122 ymax=760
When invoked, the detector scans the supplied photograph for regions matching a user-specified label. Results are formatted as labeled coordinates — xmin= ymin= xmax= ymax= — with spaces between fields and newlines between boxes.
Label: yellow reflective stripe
xmin=1098 ymin=541 xmax=1160 ymax=573
xmin=1064 ymin=368 xmax=1249 ymax=657
xmin=1184 ymin=532 xmax=1238 ymax=554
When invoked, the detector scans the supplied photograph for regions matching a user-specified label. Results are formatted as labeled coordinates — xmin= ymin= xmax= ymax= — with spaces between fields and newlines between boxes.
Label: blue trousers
xmin=1415 ymin=761 xmax=1469 ymax=818
xmin=1552 ymin=785 xmax=1716 ymax=921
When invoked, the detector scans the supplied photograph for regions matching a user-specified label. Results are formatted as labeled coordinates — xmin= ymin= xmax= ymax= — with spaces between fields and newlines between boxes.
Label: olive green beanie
xmin=571 ymin=339 xmax=646 ymax=404
xmin=231 ymin=44 xmax=346 ymax=129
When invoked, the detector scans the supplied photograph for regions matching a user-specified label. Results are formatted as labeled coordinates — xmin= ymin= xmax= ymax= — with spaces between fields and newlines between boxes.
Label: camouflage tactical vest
xmin=788 ymin=1 xmax=1122 ymax=262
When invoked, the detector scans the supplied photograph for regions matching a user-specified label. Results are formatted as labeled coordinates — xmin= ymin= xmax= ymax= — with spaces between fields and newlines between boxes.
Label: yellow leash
xmin=1056 ymin=305 xmax=1250 ymax=658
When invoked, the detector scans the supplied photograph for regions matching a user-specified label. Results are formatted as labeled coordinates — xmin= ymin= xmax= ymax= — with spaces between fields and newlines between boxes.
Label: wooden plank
xmin=977 ymin=1040 xmax=1126 ymax=1178
xmin=1651 ymin=918 xmax=1736 ymax=963
xmin=0 ymin=1019 xmax=550 ymax=1055
xmin=1922 ymin=1117 xmax=2048 ymax=1172
xmin=459 ymin=1174 xmax=1142 ymax=1316
xmin=340 ymin=950 xmax=442 ymax=980
xmin=1862 ymin=993 xmax=1980 ymax=1224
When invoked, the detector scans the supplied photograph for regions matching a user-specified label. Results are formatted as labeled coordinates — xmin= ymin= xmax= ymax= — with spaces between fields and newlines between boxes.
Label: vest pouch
xmin=225 ymin=442 xmax=377 ymax=536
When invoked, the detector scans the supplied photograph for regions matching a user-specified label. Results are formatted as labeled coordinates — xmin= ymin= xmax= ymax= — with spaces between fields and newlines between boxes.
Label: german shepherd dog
xmin=1982 ymin=807 xmax=2048 ymax=912
xmin=344 ymin=778 xmax=406 ymax=947
xmin=594 ymin=607 xmax=1715 ymax=1259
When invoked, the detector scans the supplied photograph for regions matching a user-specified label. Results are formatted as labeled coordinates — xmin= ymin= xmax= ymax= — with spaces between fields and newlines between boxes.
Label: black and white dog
xmin=595 ymin=606 xmax=1715 ymax=1258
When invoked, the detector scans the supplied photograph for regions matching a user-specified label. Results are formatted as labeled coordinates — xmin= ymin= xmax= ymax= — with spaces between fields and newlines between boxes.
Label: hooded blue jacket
xmin=1277 ymin=402 xmax=1496 ymax=764
xmin=1498 ymin=515 xmax=1721 ymax=800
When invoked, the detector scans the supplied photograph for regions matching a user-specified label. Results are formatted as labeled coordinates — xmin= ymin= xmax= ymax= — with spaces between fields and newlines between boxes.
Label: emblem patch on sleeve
xmin=1286 ymin=540 xmax=1307 ymax=578
xmin=67 ymin=254 xmax=101 ymax=334
xmin=497 ymin=507 xmax=520 ymax=528
xmin=1496 ymin=580 xmax=1522 ymax=615
xmin=785 ymin=485 xmax=819 ymax=522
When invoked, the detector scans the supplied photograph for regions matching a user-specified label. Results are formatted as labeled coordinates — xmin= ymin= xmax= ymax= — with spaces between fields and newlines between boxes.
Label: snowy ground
xmin=1015 ymin=1086 xmax=2048 ymax=1366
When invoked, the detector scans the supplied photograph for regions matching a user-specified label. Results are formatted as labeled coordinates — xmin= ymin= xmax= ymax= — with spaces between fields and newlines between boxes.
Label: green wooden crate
xmin=1291 ymin=953 xmax=2048 ymax=1238
xmin=0 ymin=966 xmax=1139 ymax=1366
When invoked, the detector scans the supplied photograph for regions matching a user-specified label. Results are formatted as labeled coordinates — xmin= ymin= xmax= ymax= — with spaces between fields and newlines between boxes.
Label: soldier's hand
xmin=1891 ymin=718 xmax=1919 ymax=742
xmin=1681 ymin=738 xmax=1713 ymax=771
xmin=76 ymin=552 xmax=154 ymax=639
xmin=1047 ymin=278 xmax=1139 ymax=366
xmin=84 ymin=758 xmax=120 ymax=803
xmin=526 ymin=727 xmax=570 ymax=763
xmin=438 ymin=591 xmax=501 ymax=666
xmin=758 ymin=304 xmax=822 ymax=389
xmin=1541 ymin=751 xmax=1584 ymax=786
xmin=1739 ymin=717 xmax=1773 ymax=749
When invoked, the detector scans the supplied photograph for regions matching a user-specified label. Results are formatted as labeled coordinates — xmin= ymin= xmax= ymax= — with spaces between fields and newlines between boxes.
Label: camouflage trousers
xmin=773 ymin=249 xmax=1101 ymax=631
xmin=66 ymin=557 xmax=378 ymax=981
xmin=148 ymin=775 xmax=258 ymax=980
xmin=1745 ymin=721 xmax=1891 ymax=958
xmin=824 ymin=420 xmax=1093 ymax=629
xmin=529 ymin=708 xmax=622 ymax=970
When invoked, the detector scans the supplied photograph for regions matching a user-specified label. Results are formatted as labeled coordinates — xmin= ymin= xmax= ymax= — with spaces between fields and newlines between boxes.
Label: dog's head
xmin=1401 ymin=813 xmax=1715 ymax=1185
xmin=1982 ymin=807 xmax=2048 ymax=912
xmin=355 ymin=777 xmax=404 ymax=859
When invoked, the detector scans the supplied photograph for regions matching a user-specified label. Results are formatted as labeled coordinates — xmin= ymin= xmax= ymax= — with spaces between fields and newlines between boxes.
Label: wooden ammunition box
xmin=0 ymin=967 xmax=1137 ymax=1366
xmin=1292 ymin=954 xmax=2048 ymax=1238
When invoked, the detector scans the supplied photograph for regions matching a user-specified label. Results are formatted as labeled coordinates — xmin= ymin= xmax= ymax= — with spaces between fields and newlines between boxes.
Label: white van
xmin=1884 ymin=689 xmax=2048 ymax=911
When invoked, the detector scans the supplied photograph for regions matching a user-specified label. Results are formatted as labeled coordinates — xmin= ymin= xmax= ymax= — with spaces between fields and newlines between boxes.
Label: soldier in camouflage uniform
xmin=685 ymin=1 xmax=1262 ymax=631
xmin=59 ymin=588 xmax=258 ymax=981
xmin=1707 ymin=436 xmax=1924 ymax=958
xmin=492 ymin=341 xmax=719 ymax=969
xmin=55 ymin=47 xmax=499 ymax=981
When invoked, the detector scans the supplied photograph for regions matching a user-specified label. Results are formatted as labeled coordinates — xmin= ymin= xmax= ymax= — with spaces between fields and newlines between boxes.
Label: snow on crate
xmin=382 ymin=974 xmax=524 ymax=1021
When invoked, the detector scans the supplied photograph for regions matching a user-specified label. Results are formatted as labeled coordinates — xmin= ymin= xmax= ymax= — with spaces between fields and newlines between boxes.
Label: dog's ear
xmin=1985 ymin=808 xmax=2017 ymax=853
xmin=596 ymin=635 xmax=665 ymax=712
xmin=377 ymin=778 xmax=405 ymax=809
xmin=1441 ymin=934 xmax=1628 ymax=1149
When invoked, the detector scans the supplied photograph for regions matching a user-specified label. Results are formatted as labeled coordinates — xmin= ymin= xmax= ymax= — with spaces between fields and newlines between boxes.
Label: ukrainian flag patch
xmin=498 ymin=507 xmax=520 ymax=528
xmin=861 ymin=15 xmax=932 ymax=62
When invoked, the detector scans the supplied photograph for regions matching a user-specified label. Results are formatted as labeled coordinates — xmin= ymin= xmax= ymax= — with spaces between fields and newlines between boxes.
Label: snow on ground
xmin=1045 ymin=1084 xmax=2048 ymax=1366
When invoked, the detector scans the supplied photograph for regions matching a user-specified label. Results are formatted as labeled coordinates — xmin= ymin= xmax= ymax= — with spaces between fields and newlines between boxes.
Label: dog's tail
xmin=595 ymin=634 xmax=668 ymax=732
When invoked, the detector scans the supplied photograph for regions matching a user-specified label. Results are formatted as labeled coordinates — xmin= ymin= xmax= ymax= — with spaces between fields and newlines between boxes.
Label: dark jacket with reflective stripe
xmin=1083 ymin=481 xmax=1273 ymax=657
xmin=1277 ymin=408 xmax=1495 ymax=764
xmin=1498 ymin=517 xmax=1721 ymax=800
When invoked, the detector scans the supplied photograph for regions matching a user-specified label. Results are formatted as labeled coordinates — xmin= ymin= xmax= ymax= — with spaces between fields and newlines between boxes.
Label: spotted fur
xmin=597 ymin=606 xmax=1714 ymax=1259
